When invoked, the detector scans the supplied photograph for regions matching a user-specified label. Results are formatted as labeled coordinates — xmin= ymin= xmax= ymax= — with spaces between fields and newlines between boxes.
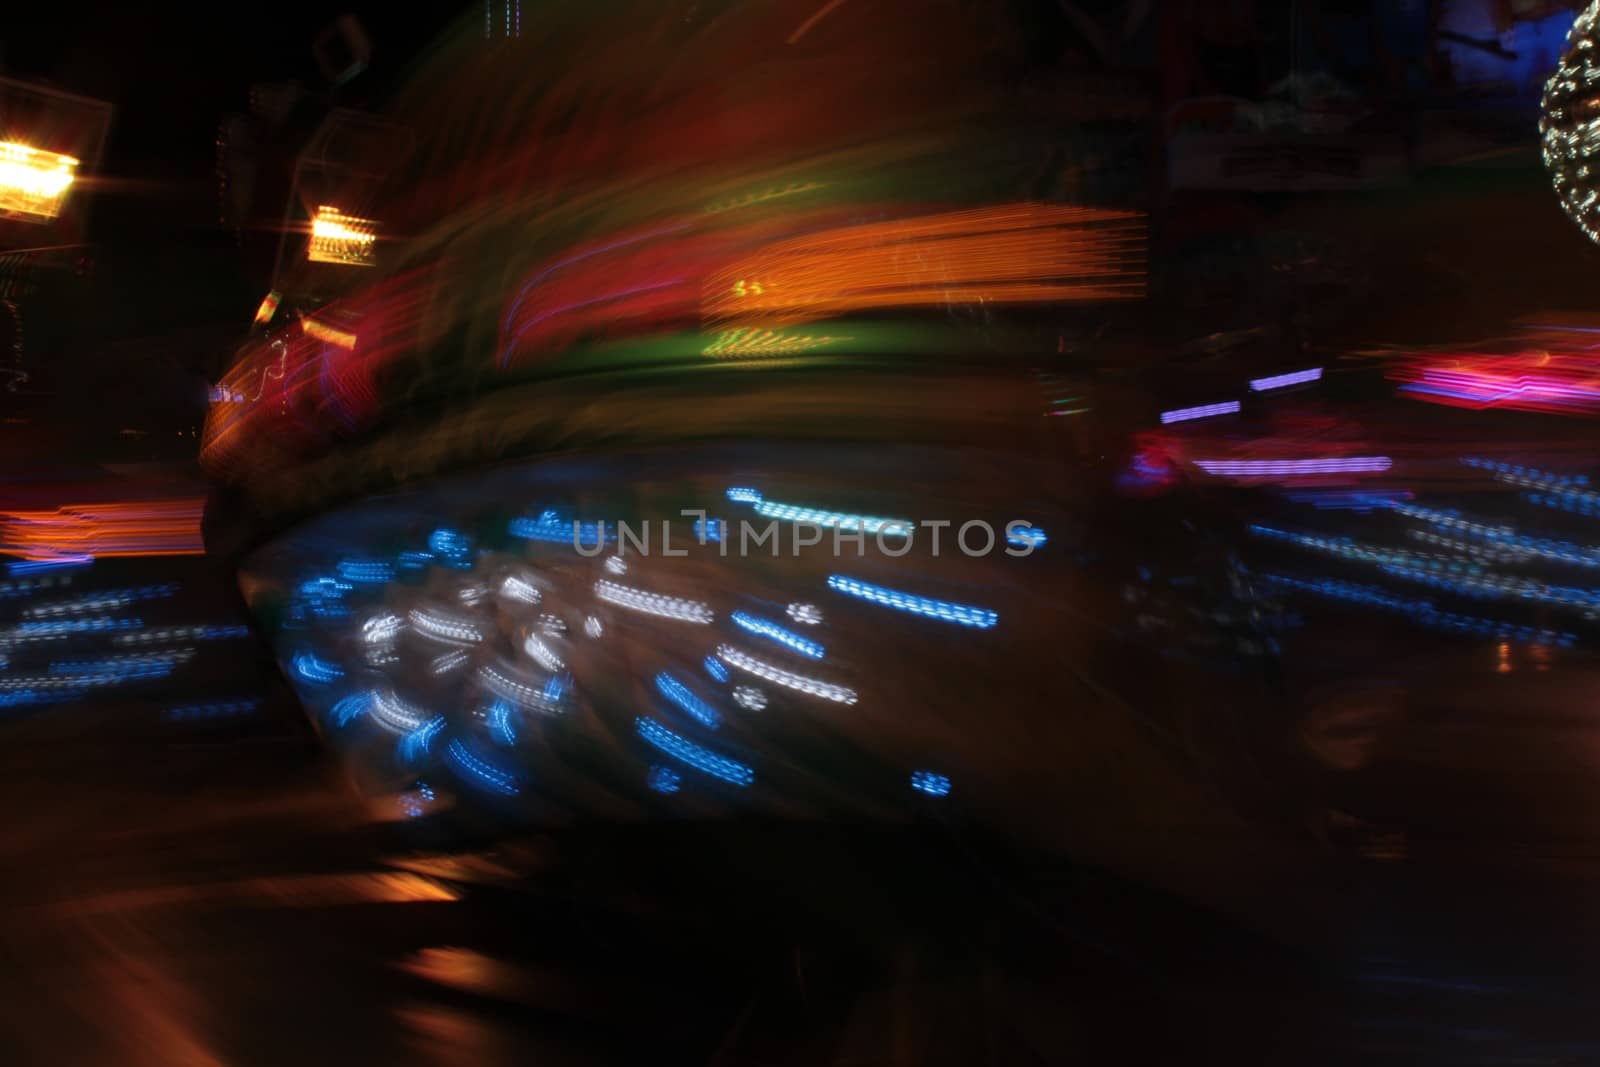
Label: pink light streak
xmin=1193 ymin=457 xmax=1392 ymax=477
xmin=1391 ymin=349 xmax=1600 ymax=416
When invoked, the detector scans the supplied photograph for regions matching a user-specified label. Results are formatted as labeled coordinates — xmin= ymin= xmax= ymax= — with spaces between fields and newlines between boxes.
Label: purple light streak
xmin=1159 ymin=400 xmax=1240 ymax=425
xmin=1249 ymin=367 xmax=1323 ymax=391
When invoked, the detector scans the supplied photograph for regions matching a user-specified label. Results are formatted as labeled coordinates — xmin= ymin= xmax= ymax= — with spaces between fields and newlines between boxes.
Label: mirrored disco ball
xmin=1543 ymin=3 xmax=1600 ymax=244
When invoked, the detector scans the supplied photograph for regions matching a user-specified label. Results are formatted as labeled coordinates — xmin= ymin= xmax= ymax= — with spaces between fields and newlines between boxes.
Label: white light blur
xmin=786 ymin=602 xmax=823 ymax=626
xmin=523 ymin=631 xmax=564 ymax=671
xmin=477 ymin=662 xmax=563 ymax=714
xmin=371 ymin=689 xmax=427 ymax=733
xmin=408 ymin=607 xmax=485 ymax=645
xmin=594 ymin=580 xmax=714 ymax=624
xmin=715 ymin=645 xmax=857 ymax=704
xmin=499 ymin=574 xmax=541 ymax=604
xmin=732 ymin=686 xmax=767 ymax=710
xmin=362 ymin=613 xmax=404 ymax=645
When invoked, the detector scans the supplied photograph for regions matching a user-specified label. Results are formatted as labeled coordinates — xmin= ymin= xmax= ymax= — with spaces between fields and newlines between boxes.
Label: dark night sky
xmin=2 ymin=4 xmax=470 ymax=204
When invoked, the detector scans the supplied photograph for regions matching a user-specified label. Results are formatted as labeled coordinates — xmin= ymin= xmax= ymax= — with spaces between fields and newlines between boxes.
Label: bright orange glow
xmin=252 ymin=290 xmax=281 ymax=326
xmin=302 ymin=316 xmax=357 ymax=350
xmin=0 ymin=499 xmax=205 ymax=561
xmin=701 ymin=203 xmax=1144 ymax=329
xmin=308 ymin=205 xmax=378 ymax=265
xmin=0 ymin=141 xmax=79 ymax=221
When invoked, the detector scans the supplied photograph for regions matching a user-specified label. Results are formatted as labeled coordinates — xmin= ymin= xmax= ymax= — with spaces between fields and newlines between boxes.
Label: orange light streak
xmin=702 ymin=203 xmax=1143 ymax=329
xmin=0 ymin=499 xmax=205 ymax=561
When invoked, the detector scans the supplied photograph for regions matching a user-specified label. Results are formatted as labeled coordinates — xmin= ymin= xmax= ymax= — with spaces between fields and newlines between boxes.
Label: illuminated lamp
xmin=0 ymin=141 xmax=78 ymax=222
xmin=308 ymin=205 xmax=377 ymax=265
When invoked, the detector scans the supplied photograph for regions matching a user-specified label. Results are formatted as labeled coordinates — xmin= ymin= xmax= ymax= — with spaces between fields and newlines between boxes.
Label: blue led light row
xmin=13 ymin=616 xmax=142 ymax=637
xmin=655 ymin=672 xmax=722 ymax=729
xmin=0 ymin=688 xmax=86 ymax=709
xmin=1257 ymin=571 xmax=1576 ymax=647
xmin=1463 ymin=456 xmax=1591 ymax=487
xmin=508 ymin=511 xmax=614 ymax=548
xmin=399 ymin=714 xmax=446 ymax=761
xmin=336 ymin=559 xmax=396 ymax=584
xmin=1006 ymin=526 xmax=1048 ymax=549
xmin=292 ymin=651 xmax=345 ymax=684
xmin=826 ymin=575 xmax=998 ymax=629
xmin=1387 ymin=500 xmax=1600 ymax=570
xmin=1526 ymin=491 xmax=1600 ymax=518
xmin=752 ymin=499 xmax=912 ymax=536
xmin=635 ymin=716 xmax=754 ymax=786
xmin=445 ymin=737 xmax=521 ymax=796
xmin=165 ymin=698 xmax=261 ymax=721
xmin=47 ymin=650 xmax=189 ymax=678
xmin=1250 ymin=523 xmax=1482 ymax=575
xmin=7 ymin=557 xmax=92 ymax=577
xmin=910 ymin=770 xmax=951 ymax=796
xmin=114 ymin=623 xmax=249 ymax=644
xmin=429 ymin=528 xmax=472 ymax=557
xmin=300 ymin=576 xmax=354 ymax=599
xmin=1284 ymin=489 xmax=1413 ymax=512
xmin=0 ymin=575 xmax=79 ymax=600
xmin=489 ymin=700 xmax=517 ymax=745
xmin=331 ymin=693 xmax=371 ymax=728
xmin=1377 ymin=562 xmax=1600 ymax=610
xmin=647 ymin=765 xmax=682 ymax=793
xmin=729 ymin=611 xmax=826 ymax=659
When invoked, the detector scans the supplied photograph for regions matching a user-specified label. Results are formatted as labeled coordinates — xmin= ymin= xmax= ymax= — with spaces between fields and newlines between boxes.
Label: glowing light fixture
xmin=0 ymin=141 xmax=78 ymax=221
xmin=308 ymin=205 xmax=378 ymax=266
